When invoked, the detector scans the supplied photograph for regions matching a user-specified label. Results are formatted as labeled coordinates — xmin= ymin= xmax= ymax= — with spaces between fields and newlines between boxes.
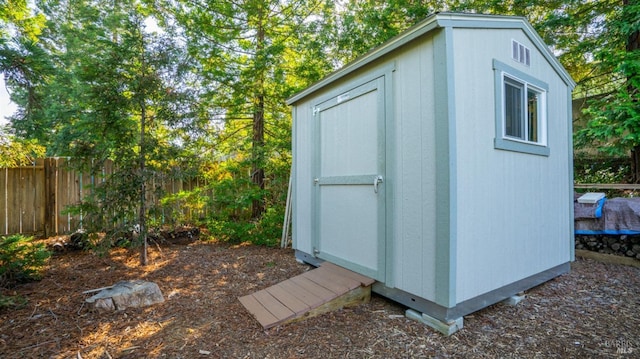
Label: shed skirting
xmin=297 ymin=249 xmax=569 ymax=322
xmin=373 ymin=262 xmax=570 ymax=322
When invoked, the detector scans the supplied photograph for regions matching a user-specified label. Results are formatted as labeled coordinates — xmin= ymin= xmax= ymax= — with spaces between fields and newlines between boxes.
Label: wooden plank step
xmin=303 ymin=267 xmax=355 ymax=294
xmin=314 ymin=266 xmax=363 ymax=290
xmin=265 ymin=283 xmax=310 ymax=316
xmin=277 ymin=278 xmax=325 ymax=308
xmin=238 ymin=294 xmax=278 ymax=328
xmin=239 ymin=262 xmax=375 ymax=329
xmin=320 ymin=262 xmax=376 ymax=286
xmin=289 ymin=275 xmax=337 ymax=300
xmin=253 ymin=290 xmax=295 ymax=323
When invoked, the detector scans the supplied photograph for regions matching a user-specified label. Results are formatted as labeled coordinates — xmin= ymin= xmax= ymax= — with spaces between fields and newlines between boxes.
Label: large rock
xmin=86 ymin=280 xmax=164 ymax=311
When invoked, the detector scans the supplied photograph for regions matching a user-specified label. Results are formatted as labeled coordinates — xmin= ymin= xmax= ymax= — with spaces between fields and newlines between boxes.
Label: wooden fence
xmin=1 ymin=158 xmax=208 ymax=237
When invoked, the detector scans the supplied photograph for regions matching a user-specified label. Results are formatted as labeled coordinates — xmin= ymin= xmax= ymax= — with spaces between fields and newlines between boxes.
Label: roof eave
xmin=286 ymin=12 xmax=575 ymax=105
xmin=286 ymin=13 xmax=442 ymax=105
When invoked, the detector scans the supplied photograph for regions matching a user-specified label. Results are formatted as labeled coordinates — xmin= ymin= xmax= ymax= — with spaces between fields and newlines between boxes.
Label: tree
xmin=0 ymin=1 xmax=47 ymax=137
xmin=0 ymin=128 xmax=45 ymax=167
xmin=327 ymin=0 xmax=443 ymax=64
xmin=0 ymin=0 xmax=45 ymax=42
xmin=572 ymin=1 xmax=640 ymax=180
xmin=3 ymin=0 xmax=202 ymax=263
xmin=169 ymin=0 xmax=334 ymax=223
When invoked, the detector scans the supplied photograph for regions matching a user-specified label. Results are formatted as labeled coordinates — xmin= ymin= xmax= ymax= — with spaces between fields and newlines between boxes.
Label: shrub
xmin=0 ymin=235 xmax=51 ymax=289
xmin=207 ymin=219 xmax=255 ymax=244
xmin=205 ymin=207 xmax=284 ymax=247
xmin=573 ymin=156 xmax=631 ymax=184
xmin=252 ymin=207 xmax=284 ymax=247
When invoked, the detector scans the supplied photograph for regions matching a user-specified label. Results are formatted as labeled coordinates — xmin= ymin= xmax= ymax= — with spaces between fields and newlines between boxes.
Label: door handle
xmin=373 ymin=175 xmax=383 ymax=194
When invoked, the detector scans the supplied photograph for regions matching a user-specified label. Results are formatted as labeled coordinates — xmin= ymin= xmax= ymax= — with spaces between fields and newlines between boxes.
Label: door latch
xmin=373 ymin=175 xmax=383 ymax=193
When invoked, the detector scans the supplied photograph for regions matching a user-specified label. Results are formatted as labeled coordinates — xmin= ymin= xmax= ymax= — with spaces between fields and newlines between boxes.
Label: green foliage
xmin=0 ymin=234 xmax=50 ymax=309
xmin=206 ymin=207 xmax=283 ymax=247
xmin=160 ymin=186 xmax=211 ymax=226
xmin=71 ymin=163 xmax=145 ymax=251
xmin=0 ymin=235 xmax=51 ymax=289
xmin=574 ymin=156 xmax=631 ymax=184
xmin=2 ymin=1 xmax=208 ymax=260
xmin=556 ymin=2 xmax=640 ymax=158
xmin=6 ymin=0 xmax=638 ymax=249
xmin=202 ymin=162 xmax=267 ymax=243
xmin=207 ymin=219 xmax=256 ymax=244
xmin=253 ymin=207 xmax=285 ymax=247
xmin=198 ymin=143 xmax=289 ymax=246
xmin=0 ymin=0 xmax=46 ymax=41
xmin=0 ymin=293 xmax=27 ymax=309
xmin=329 ymin=0 xmax=442 ymax=64
xmin=0 ymin=129 xmax=45 ymax=167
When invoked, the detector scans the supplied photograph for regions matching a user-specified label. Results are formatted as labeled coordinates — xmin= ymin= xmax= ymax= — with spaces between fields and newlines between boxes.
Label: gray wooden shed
xmin=286 ymin=12 xmax=575 ymax=334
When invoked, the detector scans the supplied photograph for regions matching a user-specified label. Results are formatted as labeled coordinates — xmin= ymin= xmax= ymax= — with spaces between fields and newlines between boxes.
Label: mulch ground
xmin=1 ymin=234 xmax=639 ymax=358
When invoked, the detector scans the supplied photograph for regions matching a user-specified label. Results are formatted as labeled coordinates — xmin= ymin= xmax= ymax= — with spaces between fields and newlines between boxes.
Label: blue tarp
xmin=575 ymin=196 xmax=640 ymax=235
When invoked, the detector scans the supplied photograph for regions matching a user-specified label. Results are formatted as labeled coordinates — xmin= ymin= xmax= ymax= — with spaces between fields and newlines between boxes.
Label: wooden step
xmin=239 ymin=262 xmax=374 ymax=329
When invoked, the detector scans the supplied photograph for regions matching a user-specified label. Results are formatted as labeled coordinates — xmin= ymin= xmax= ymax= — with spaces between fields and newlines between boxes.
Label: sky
xmin=0 ymin=76 xmax=17 ymax=126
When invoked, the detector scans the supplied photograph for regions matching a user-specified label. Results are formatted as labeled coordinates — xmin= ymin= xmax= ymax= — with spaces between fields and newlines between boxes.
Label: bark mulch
xmin=1 ymin=236 xmax=639 ymax=358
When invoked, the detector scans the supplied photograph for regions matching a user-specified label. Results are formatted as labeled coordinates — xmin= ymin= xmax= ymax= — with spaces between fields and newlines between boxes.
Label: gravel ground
xmin=1 ymin=236 xmax=639 ymax=358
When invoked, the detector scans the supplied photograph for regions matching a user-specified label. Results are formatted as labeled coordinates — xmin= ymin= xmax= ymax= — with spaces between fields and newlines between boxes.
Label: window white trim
xmin=493 ymin=59 xmax=550 ymax=156
xmin=502 ymin=75 xmax=547 ymax=145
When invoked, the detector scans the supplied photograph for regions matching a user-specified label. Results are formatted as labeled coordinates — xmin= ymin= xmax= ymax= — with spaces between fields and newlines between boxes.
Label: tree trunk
xmin=251 ymin=92 xmax=265 ymax=219
xmin=251 ymin=9 xmax=266 ymax=219
xmin=139 ymin=101 xmax=148 ymax=265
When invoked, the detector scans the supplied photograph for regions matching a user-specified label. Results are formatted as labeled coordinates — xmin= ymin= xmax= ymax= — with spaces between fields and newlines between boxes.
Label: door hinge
xmin=313 ymin=247 xmax=320 ymax=257
xmin=313 ymin=107 xmax=320 ymax=116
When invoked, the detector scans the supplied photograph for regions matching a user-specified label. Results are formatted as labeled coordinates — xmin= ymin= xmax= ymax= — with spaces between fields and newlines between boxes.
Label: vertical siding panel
xmin=452 ymin=28 xmax=572 ymax=302
xmin=394 ymin=42 xmax=427 ymax=296
xmin=420 ymin=40 xmax=438 ymax=301
xmin=292 ymin=103 xmax=313 ymax=254
xmin=395 ymin=52 xmax=417 ymax=293
xmin=369 ymin=35 xmax=438 ymax=301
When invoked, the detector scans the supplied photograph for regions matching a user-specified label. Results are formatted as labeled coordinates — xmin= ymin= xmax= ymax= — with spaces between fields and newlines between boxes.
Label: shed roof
xmin=287 ymin=12 xmax=576 ymax=105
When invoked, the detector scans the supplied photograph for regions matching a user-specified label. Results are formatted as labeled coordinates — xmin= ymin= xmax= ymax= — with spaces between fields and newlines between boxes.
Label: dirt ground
xmin=1 ymin=233 xmax=639 ymax=359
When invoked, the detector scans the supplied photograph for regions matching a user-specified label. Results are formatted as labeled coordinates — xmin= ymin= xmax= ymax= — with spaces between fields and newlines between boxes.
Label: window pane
xmin=527 ymin=89 xmax=538 ymax=142
xmin=505 ymin=81 xmax=523 ymax=139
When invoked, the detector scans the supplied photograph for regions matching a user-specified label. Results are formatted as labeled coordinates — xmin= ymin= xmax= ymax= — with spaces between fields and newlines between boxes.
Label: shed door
xmin=313 ymin=77 xmax=386 ymax=281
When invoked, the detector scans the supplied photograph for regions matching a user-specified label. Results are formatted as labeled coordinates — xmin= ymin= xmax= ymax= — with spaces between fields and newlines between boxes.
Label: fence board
xmin=33 ymin=159 xmax=46 ymax=234
xmin=1 ymin=158 xmax=207 ymax=238
xmin=7 ymin=167 xmax=22 ymax=235
xmin=1 ymin=168 xmax=6 ymax=235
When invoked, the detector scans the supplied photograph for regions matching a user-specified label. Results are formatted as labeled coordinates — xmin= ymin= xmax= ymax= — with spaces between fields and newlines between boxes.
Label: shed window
xmin=493 ymin=59 xmax=549 ymax=156
xmin=504 ymin=76 xmax=544 ymax=143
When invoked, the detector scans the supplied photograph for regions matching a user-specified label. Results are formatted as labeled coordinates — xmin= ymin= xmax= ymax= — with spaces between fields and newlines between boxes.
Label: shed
xmin=286 ymin=12 xmax=575 ymax=334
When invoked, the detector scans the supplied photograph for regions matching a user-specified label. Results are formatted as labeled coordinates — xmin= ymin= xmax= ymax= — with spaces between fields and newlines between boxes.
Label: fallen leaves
xmin=1 ymin=237 xmax=639 ymax=358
